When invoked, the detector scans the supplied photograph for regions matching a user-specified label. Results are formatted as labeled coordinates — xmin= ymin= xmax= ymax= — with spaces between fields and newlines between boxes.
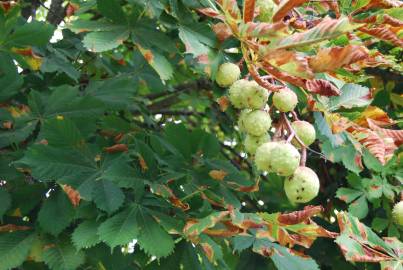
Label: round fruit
xmin=239 ymin=110 xmax=272 ymax=136
xmin=269 ymin=142 xmax=300 ymax=176
xmin=284 ymin=166 xmax=320 ymax=203
xmin=256 ymin=0 xmax=277 ymax=22
xmin=228 ymin=79 xmax=249 ymax=108
xmin=291 ymin=121 xmax=316 ymax=148
xmin=273 ymin=88 xmax=298 ymax=112
xmin=392 ymin=201 xmax=403 ymax=226
xmin=216 ymin=63 xmax=241 ymax=87
xmin=238 ymin=109 xmax=252 ymax=132
xmin=243 ymin=81 xmax=269 ymax=109
xmin=244 ymin=134 xmax=270 ymax=154
xmin=255 ymin=141 xmax=278 ymax=171
xmin=229 ymin=80 xmax=268 ymax=109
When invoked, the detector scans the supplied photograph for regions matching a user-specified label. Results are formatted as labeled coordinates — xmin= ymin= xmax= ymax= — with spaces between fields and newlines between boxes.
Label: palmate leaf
xmin=137 ymin=46 xmax=174 ymax=81
xmin=40 ymin=118 xmax=84 ymax=148
xmin=97 ymin=206 xmax=140 ymax=249
xmin=269 ymin=17 xmax=361 ymax=49
xmin=38 ymin=190 xmax=75 ymax=236
xmin=92 ymin=179 xmax=125 ymax=214
xmin=5 ymin=21 xmax=54 ymax=47
xmin=136 ymin=207 xmax=175 ymax=258
xmin=335 ymin=212 xmax=402 ymax=267
xmin=43 ymin=239 xmax=85 ymax=270
xmin=71 ymin=220 xmax=101 ymax=249
xmin=0 ymin=231 xmax=36 ymax=270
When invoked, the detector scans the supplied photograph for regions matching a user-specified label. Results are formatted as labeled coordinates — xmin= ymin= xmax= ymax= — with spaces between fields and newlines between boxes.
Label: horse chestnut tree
xmin=0 ymin=1 xmax=401 ymax=270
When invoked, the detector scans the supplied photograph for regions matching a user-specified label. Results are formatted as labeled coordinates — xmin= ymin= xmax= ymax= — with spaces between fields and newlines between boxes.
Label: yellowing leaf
xmin=209 ymin=169 xmax=228 ymax=181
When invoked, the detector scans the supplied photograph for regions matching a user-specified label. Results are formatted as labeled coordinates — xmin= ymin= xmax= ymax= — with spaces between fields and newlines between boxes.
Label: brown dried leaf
xmin=278 ymin=205 xmax=324 ymax=225
xmin=265 ymin=49 xmax=314 ymax=79
xmin=62 ymin=185 xmax=81 ymax=207
xmin=308 ymin=45 xmax=369 ymax=73
xmin=104 ymin=144 xmax=128 ymax=153
xmin=243 ymin=0 xmax=256 ymax=22
xmin=305 ymin=79 xmax=341 ymax=96
xmin=212 ymin=22 xmax=232 ymax=42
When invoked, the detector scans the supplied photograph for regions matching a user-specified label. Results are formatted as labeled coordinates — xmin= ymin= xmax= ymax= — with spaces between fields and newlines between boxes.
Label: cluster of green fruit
xmin=216 ymin=63 xmax=319 ymax=204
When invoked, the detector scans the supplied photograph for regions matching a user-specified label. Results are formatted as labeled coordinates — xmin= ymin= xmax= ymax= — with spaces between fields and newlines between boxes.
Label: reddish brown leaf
xmin=217 ymin=96 xmax=230 ymax=111
xmin=2 ymin=121 xmax=12 ymax=129
xmin=272 ymin=0 xmax=309 ymax=22
xmin=308 ymin=45 xmax=369 ymax=72
xmin=62 ymin=185 xmax=81 ymax=207
xmin=104 ymin=144 xmax=128 ymax=153
xmin=383 ymin=14 xmax=403 ymax=26
xmin=201 ymin=242 xmax=214 ymax=261
xmin=278 ymin=205 xmax=324 ymax=225
xmin=367 ymin=119 xmax=403 ymax=146
xmin=243 ymin=0 xmax=256 ymax=22
xmin=0 ymin=224 xmax=31 ymax=232
xmin=241 ymin=21 xmax=288 ymax=38
xmin=354 ymin=0 xmax=403 ymax=14
xmin=359 ymin=26 xmax=403 ymax=47
xmin=305 ymin=79 xmax=341 ymax=96
xmin=265 ymin=49 xmax=314 ymax=79
xmin=196 ymin=8 xmax=222 ymax=19
xmin=212 ymin=22 xmax=232 ymax=42
xmin=262 ymin=62 xmax=306 ymax=88
xmin=216 ymin=0 xmax=242 ymax=20
xmin=66 ymin=3 xmax=79 ymax=17
xmin=351 ymin=126 xmax=386 ymax=164
xmin=0 ymin=1 xmax=15 ymax=13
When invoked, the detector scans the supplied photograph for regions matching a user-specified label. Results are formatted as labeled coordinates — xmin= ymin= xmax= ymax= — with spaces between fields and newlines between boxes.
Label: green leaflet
xmin=0 ymin=231 xmax=37 ymax=270
xmin=43 ymin=239 xmax=86 ymax=270
xmin=38 ymin=190 xmax=75 ymax=236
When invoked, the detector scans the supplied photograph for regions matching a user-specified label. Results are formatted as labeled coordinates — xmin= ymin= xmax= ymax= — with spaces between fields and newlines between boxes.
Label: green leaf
xmin=40 ymin=118 xmax=84 ymax=148
xmin=138 ymin=46 xmax=174 ymax=81
xmin=85 ymin=76 xmax=137 ymax=109
xmin=68 ymin=19 xmax=123 ymax=33
xmin=136 ymin=207 xmax=175 ymax=258
xmin=329 ymin=83 xmax=372 ymax=111
xmin=0 ymin=52 xmax=23 ymax=102
xmin=178 ymin=25 xmax=215 ymax=57
xmin=371 ymin=218 xmax=389 ymax=233
xmin=38 ymin=190 xmax=75 ymax=235
xmin=0 ymin=188 xmax=11 ymax=220
xmin=348 ymin=195 xmax=368 ymax=220
xmin=71 ymin=220 xmax=101 ymax=249
xmin=0 ymin=232 xmax=36 ymax=270
xmin=43 ymin=240 xmax=85 ymax=270
xmin=97 ymin=0 xmax=127 ymax=24
xmin=0 ymin=121 xmax=38 ymax=148
xmin=336 ymin=188 xmax=363 ymax=203
xmin=253 ymin=240 xmax=319 ymax=270
xmin=98 ymin=206 xmax=140 ymax=249
xmin=92 ymin=180 xmax=125 ymax=214
xmin=6 ymin=21 xmax=55 ymax=47
xmin=83 ymin=29 xmax=130 ymax=52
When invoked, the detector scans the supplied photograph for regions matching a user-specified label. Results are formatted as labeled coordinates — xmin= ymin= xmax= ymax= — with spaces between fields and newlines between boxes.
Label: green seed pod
xmin=239 ymin=110 xmax=272 ymax=136
xmin=291 ymin=120 xmax=316 ymax=148
xmin=392 ymin=201 xmax=403 ymax=226
xmin=273 ymin=88 xmax=298 ymax=112
xmin=269 ymin=142 xmax=300 ymax=176
xmin=216 ymin=63 xmax=241 ymax=87
xmin=244 ymin=133 xmax=270 ymax=154
xmin=255 ymin=141 xmax=279 ymax=171
xmin=284 ymin=166 xmax=320 ymax=203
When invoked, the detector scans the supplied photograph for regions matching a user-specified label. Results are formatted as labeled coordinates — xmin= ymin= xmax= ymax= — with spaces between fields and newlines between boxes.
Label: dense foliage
xmin=0 ymin=0 xmax=402 ymax=269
